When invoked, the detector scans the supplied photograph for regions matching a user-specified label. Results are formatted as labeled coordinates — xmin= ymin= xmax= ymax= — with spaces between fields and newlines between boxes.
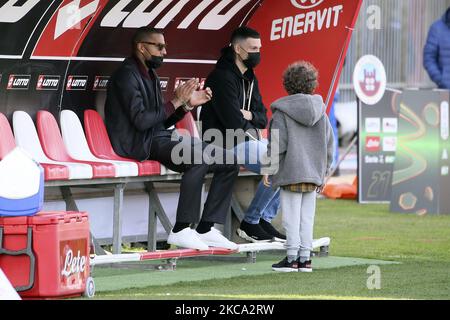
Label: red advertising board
xmin=248 ymin=0 xmax=362 ymax=115
xmin=0 ymin=0 xmax=362 ymax=118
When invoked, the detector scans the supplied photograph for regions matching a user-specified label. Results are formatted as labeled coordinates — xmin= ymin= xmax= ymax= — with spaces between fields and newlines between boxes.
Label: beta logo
xmin=366 ymin=136 xmax=381 ymax=152
xmin=36 ymin=75 xmax=60 ymax=91
xmin=93 ymin=76 xmax=109 ymax=91
xmin=66 ymin=76 xmax=88 ymax=91
xmin=291 ymin=0 xmax=326 ymax=9
xmin=7 ymin=75 xmax=31 ymax=90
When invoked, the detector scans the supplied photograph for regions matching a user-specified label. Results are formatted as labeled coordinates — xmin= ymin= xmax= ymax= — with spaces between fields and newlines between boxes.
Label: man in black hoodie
xmin=200 ymin=26 xmax=285 ymax=243
xmin=105 ymin=27 xmax=239 ymax=251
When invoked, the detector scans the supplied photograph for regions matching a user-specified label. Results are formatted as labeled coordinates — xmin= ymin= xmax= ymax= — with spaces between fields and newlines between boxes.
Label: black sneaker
xmin=259 ymin=219 xmax=286 ymax=242
xmin=297 ymin=259 xmax=313 ymax=272
xmin=236 ymin=221 xmax=273 ymax=242
xmin=272 ymin=257 xmax=299 ymax=272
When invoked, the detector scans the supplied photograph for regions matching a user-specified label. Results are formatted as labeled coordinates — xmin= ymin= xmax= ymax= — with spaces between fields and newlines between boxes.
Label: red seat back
xmin=36 ymin=110 xmax=72 ymax=161
xmin=0 ymin=113 xmax=16 ymax=159
xmin=84 ymin=109 xmax=118 ymax=159
xmin=84 ymin=110 xmax=161 ymax=176
xmin=175 ymin=112 xmax=199 ymax=139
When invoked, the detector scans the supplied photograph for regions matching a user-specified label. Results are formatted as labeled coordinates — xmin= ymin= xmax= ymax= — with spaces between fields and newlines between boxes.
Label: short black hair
xmin=132 ymin=27 xmax=163 ymax=49
xmin=230 ymin=26 xmax=260 ymax=44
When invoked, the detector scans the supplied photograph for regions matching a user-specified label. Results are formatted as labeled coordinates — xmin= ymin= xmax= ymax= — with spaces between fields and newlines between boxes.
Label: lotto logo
xmin=7 ymin=75 xmax=30 ymax=90
xmin=36 ymin=75 xmax=60 ymax=90
xmin=66 ymin=76 xmax=88 ymax=91
xmin=93 ymin=76 xmax=109 ymax=91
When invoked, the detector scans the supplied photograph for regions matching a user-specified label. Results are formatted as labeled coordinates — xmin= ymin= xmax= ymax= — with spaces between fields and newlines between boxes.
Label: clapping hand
xmin=173 ymin=78 xmax=213 ymax=110
xmin=173 ymin=78 xmax=198 ymax=108
xmin=189 ymin=87 xmax=212 ymax=108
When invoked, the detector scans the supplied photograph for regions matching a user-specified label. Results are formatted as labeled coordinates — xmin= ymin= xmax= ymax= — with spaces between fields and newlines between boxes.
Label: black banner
xmin=390 ymin=89 xmax=450 ymax=215
xmin=358 ymin=88 xmax=401 ymax=203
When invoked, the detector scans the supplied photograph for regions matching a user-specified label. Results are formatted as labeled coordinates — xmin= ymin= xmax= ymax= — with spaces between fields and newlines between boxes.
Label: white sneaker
xmin=167 ymin=227 xmax=209 ymax=251
xmin=196 ymin=228 xmax=238 ymax=250
xmin=273 ymin=237 xmax=287 ymax=243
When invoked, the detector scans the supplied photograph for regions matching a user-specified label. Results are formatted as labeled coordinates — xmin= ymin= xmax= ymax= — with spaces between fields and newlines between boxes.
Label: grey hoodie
xmin=261 ymin=93 xmax=334 ymax=189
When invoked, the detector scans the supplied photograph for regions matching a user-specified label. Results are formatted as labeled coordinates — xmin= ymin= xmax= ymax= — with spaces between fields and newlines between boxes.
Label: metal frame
xmin=45 ymin=171 xmax=259 ymax=254
xmin=90 ymin=238 xmax=331 ymax=266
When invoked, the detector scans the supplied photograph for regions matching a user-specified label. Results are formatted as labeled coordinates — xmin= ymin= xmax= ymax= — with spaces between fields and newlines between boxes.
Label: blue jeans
xmin=234 ymin=140 xmax=280 ymax=224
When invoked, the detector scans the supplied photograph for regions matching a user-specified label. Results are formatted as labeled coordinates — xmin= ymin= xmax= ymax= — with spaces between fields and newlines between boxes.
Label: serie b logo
xmin=353 ymin=55 xmax=387 ymax=106
xmin=359 ymin=69 xmax=381 ymax=97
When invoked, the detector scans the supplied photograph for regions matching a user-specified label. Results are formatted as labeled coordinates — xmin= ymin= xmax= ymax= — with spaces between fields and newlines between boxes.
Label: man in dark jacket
xmin=105 ymin=27 xmax=239 ymax=251
xmin=200 ymin=27 xmax=285 ymax=243
xmin=424 ymin=7 xmax=450 ymax=89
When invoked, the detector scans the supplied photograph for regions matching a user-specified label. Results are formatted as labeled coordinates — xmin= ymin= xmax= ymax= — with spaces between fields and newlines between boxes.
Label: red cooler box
xmin=0 ymin=211 xmax=90 ymax=299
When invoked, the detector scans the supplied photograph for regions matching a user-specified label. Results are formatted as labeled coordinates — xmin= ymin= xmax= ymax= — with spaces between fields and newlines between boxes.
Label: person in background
xmin=262 ymin=61 xmax=334 ymax=272
xmin=424 ymin=6 xmax=450 ymax=89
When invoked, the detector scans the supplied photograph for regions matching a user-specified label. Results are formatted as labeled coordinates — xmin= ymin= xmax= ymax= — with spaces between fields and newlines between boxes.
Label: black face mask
xmin=241 ymin=51 xmax=261 ymax=69
xmin=145 ymin=56 xmax=164 ymax=69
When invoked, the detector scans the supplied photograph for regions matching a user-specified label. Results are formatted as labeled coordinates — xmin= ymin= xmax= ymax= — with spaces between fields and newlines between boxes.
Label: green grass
xmin=314 ymin=200 xmax=450 ymax=263
xmin=95 ymin=262 xmax=449 ymax=300
xmin=91 ymin=256 xmax=398 ymax=293
xmin=91 ymin=199 xmax=450 ymax=300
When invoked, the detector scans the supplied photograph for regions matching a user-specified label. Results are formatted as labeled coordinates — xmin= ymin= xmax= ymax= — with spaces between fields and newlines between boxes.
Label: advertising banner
xmin=0 ymin=0 xmax=362 ymax=121
xmin=358 ymin=88 xmax=401 ymax=203
xmin=390 ymin=89 xmax=450 ymax=215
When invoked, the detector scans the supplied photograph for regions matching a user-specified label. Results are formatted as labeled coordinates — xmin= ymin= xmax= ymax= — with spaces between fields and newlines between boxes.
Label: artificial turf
xmin=89 ymin=199 xmax=450 ymax=300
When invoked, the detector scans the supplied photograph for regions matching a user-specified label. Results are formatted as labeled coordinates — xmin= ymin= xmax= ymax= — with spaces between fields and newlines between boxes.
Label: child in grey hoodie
xmin=261 ymin=61 xmax=334 ymax=272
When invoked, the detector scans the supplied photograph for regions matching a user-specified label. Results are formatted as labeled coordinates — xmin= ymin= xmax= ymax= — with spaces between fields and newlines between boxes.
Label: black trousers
xmin=148 ymin=135 xmax=239 ymax=225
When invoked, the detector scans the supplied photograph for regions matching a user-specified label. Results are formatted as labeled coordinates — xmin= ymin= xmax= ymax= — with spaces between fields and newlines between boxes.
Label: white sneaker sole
xmin=299 ymin=268 xmax=313 ymax=273
xmin=167 ymin=232 xmax=209 ymax=251
xmin=236 ymin=229 xmax=272 ymax=243
xmin=201 ymin=242 xmax=237 ymax=250
xmin=167 ymin=242 xmax=208 ymax=251
xmin=272 ymin=267 xmax=298 ymax=272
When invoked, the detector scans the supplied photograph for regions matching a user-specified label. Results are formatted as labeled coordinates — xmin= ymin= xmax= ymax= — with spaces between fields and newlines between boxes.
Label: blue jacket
xmin=424 ymin=8 xmax=450 ymax=89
